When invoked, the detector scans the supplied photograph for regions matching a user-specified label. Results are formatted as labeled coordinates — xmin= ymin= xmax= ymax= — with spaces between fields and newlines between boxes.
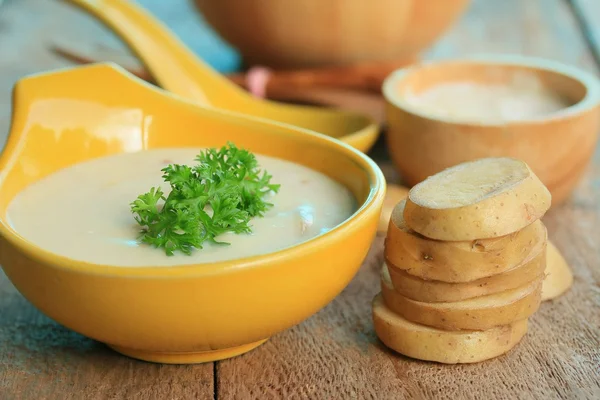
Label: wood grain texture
xmin=0 ymin=1 xmax=217 ymax=399
xmin=0 ymin=0 xmax=599 ymax=399
xmin=569 ymin=0 xmax=600 ymax=66
xmin=426 ymin=0 xmax=597 ymax=71
xmin=0 ymin=277 xmax=214 ymax=400
xmin=218 ymin=0 xmax=600 ymax=398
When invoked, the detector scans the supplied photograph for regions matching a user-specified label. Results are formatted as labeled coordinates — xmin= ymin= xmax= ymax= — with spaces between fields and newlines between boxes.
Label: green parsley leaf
xmin=130 ymin=143 xmax=280 ymax=256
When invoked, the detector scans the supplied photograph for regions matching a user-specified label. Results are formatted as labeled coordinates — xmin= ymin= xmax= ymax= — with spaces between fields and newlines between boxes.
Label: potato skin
xmin=385 ymin=238 xmax=546 ymax=302
xmin=385 ymin=200 xmax=547 ymax=282
xmin=381 ymin=275 xmax=543 ymax=331
xmin=378 ymin=184 xmax=410 ymax=233
xmin=372 ymin=294 xmax=528 ymax=364
xmin=541 ymin=241 xmax=573 ymax=301
xmin=404 ymin=160 xmax=551 ymax=241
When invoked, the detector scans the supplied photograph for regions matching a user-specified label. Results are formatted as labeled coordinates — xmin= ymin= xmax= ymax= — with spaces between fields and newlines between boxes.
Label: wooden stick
xmin=50 ymin=43 xmax=387 ymax=120
xmin=51 ymin=45 xmax=154 ymax=81
xmin=51 ymin=43 xmax=416 ymax=93
xmin=227 ymin=57 xmax=418 ymax=93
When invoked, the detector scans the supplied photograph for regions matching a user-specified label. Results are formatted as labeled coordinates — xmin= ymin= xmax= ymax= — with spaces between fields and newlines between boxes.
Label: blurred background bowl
xmin=193 ymin=0 xmax=470 ymax=69
xmin=382 ymin=55 xmax=600 ymax=206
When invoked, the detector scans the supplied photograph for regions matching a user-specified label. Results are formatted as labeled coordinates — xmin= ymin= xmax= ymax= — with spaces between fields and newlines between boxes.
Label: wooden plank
xmin=0 ymin=278 xmax=215 ymax=400
xmin=0 ymin=0 xmax=599 ymax=399
xmin=0 ymin=1 xmax=216 ymax=399
xmin=426 ymin=0 xmax=598 ymax=72
xmin=569 ymin=0 xmax=600 ymax=66
xmin=217 ymin=0 xmax=600 ymax=398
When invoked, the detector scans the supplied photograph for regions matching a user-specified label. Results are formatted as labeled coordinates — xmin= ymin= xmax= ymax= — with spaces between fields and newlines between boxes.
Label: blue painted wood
xmin=569 ymin=0 xmax=600 ymax=67
xmin=134 ymin=0 xmax=241 ymax=73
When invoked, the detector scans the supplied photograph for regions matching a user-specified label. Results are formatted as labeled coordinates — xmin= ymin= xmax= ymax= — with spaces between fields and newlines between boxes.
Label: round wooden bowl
xmin=193 ymin=0 xmax=470 ymax=69
xmin=382 ymin=55 xmax=600 ymax=206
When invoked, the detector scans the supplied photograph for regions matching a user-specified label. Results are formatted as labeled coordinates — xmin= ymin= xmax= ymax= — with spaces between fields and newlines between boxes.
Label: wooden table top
xmin=1 ymin=1 xmax=599 ymax=399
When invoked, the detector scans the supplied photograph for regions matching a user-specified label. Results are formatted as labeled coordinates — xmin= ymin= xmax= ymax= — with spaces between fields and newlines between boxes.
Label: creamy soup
xmin=405 ymin=78 xmax=572 ymax=123
xmin=7 ymin=149 xmax=356 ymax=266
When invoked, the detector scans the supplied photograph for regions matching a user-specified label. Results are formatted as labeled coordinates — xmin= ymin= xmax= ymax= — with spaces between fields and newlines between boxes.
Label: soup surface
xmin=7 ymin=149 xmax=356 ymax=266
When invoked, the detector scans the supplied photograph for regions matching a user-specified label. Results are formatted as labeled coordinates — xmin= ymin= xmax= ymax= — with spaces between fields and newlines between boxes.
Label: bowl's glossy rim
xmin=382 ymin=54 xmax=600 ymax=127
xmin=0 ymin=69 xmax=386 ymax=279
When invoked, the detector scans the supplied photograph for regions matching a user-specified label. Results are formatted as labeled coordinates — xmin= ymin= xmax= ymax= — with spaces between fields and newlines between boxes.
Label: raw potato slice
xmin=542 ymin=241 xmax=573 ymax=301
xmin=386 ymin=238 xmax=546 ymax=302
xmin=381 ymin=269 xmax=542 ymax=330
xmin=378 ymin=184 xmax=410 ymax=233
xmin=372 ymin=294 xmax=528 ymax=364
xmin=385 ymin=200 xmax=547 ymax=282
xmin=404 ymin=158 xmax=551 ymax=241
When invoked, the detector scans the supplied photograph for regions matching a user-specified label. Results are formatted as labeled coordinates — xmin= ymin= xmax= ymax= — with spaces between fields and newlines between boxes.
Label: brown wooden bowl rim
xmin=382 ymin=54 xmax=600 ymax=127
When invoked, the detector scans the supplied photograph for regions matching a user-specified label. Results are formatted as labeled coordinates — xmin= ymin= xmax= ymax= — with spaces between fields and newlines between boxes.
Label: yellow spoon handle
xmin=66 ymin=0 xmax=243 ymax=106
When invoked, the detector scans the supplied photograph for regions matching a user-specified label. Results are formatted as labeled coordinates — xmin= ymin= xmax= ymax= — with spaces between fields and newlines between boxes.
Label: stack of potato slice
xmin=373 ymin=158 xmax=552 ymax=364
xmin=542 ymin=241 xmax=574 ymax=301
xmin=378 ymin=183 xmax=410 ymax=233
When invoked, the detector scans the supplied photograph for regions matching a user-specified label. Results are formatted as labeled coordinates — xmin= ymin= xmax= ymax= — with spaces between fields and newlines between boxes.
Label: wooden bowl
xmin=0 ymin=63 xmax=385 ymax=364
xmin=382 ymin=55 xmax=600 ymax=206
xmin=193 ymin=0 xmax=470 ymax=69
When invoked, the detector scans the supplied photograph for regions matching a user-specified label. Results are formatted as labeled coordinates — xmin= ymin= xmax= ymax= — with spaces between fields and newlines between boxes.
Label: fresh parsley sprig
xmin=130 ymin=143 xmax=280 ymax=256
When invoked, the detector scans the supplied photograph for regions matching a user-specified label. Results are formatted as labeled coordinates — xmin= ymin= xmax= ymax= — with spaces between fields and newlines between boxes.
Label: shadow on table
xmin=0 ymin=297 xmax=126 ymax=373
xmin=1 ymin=271 xmax=216 ymax=398
xmin=0 ymin=271 xmax=130 ymax=374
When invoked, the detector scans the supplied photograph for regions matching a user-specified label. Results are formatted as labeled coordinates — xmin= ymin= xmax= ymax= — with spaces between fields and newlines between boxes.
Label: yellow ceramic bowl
xmin=383 ymin=55 xmax=600 ymax=206
xmin=0 ymin=63 xmax=385 ymax=364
